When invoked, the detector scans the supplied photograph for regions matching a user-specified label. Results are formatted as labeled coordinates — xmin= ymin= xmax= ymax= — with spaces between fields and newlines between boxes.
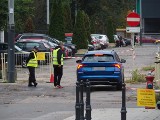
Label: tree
xmin=33 ymin=0 xmax=47 ymax=33
xmin=0 ymin=0 xmax=7 ymax=30
xmin=106 ymin=17 xmax=115 ymax=43
xmin=24 ymin=16 xmax=35 ymax=33
xmin=14 ymin=0 xmax=35 ymax=33
xmin=72 ymin=10 xmax=88 ymax=49
xmin=63 ymin=2 xmax=73 ymax=33
xmin=83 ymin=13 xmax=91 ymax=43
xmin=49 ymin=0 xmax=65 ymax=41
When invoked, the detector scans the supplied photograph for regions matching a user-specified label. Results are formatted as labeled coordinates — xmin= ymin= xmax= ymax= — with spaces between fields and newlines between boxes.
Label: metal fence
xmin=0 ymin=52 xmax=52 ymax=82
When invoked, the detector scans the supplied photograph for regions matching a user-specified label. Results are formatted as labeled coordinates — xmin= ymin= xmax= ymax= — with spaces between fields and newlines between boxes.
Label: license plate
xmin=93 ymin=67 xmax=105 ymax=70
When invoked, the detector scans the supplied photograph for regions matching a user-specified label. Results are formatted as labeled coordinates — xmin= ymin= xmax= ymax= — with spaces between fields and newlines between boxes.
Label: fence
xmin=0 ymin=52 xmax=52 ymax=82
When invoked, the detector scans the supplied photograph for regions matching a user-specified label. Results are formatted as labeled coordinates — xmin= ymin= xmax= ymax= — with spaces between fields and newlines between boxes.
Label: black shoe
xmin=28 ymin=84 xmax=34 ymax=87
xmin=34 ymin=82 xmax=38 ymax=87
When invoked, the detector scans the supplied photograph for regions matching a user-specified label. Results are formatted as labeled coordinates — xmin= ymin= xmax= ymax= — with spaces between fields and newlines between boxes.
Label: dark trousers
xmin=53 ymin=65 xmax=63 ymax=86
xmin=28 ymin=67 xmax=36 ymax=85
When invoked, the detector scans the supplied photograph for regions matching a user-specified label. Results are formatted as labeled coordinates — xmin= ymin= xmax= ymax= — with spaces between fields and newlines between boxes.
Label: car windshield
xmin=83 ymin=54 xmax=114 ymax=62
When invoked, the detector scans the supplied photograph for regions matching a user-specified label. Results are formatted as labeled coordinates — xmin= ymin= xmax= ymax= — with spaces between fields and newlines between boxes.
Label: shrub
xmin=126 ymin=69 xmax=146 ymax=83
xmin=142 ymin=66 xmax=154 ymax=71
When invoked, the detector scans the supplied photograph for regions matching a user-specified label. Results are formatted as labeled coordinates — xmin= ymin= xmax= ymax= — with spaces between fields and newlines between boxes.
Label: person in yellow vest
xmin=53 ymin=41 xmax=64 ymax=88
xmin=26 ymin=46 xmax=38 ymax=87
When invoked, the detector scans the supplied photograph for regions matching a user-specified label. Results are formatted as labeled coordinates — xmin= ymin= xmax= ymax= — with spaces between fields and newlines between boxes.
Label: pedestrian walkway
xmin=64 ymin=108 xmax=160 ymax=120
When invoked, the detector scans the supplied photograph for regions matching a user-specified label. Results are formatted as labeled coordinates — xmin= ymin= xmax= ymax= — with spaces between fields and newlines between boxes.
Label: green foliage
xmin=15 ymin=0 xmax=35 ymax=33
xmin=126 ymin=69 xmax=146 ymax=83
xmin=0 ymin=0 xmax=7 ymax=30
xmin=49 ymin=0 xmax=65 ymax=41
xmin=34 ymin=0 xmax=47 ymax=32
xmin=72 ymin=10 xmax=88 ymax=49
xmin=83 ymin=13 xmax=91 ymax=43
xmin=63 ymin=2 xmax=73 ymax=33
xmin=106 ymin=17 xmax=115 ymax=43
xmin=142 ymin=66 xmax=155 ymax=71
xmin=24 ymin=17 xmax=35 ymax=33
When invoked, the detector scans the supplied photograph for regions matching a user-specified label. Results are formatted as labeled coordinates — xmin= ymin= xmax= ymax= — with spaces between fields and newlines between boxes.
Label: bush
xmin=142 ymin=66 xmax=154 ymax=71
xmin=126 ymin=69 xmax=146 ymax=83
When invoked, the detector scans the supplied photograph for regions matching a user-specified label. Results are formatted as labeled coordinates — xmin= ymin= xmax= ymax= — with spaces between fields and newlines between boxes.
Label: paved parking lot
xmin=0 ymin=44 xmax=159 ymax=120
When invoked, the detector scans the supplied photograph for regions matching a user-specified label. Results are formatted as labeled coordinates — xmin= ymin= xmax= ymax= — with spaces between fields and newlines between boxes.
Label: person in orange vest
xmin=26 ymin=46 xmax=39 ymax=87
xmin=53 ymin=42 xmax=64 ymax=88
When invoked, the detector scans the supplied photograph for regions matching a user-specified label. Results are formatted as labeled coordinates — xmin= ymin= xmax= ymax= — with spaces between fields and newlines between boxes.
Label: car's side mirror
xmin=76 ymin=60 xmax=82 ymax=63
xmin=121 ymin=59 xmax=126 ymax=63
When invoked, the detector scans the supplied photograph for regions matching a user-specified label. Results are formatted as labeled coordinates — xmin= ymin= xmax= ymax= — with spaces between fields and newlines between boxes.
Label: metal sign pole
xmin=8 ymin=0 xmax=15 ymax=83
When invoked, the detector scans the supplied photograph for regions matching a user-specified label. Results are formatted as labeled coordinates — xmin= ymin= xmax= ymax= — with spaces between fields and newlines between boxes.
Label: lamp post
xmin=7 ymin=0 xmax=15 ymax=83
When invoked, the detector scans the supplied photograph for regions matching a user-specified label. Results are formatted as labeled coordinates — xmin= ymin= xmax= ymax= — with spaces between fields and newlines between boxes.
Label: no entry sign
xmin=127 ymin=12 xmax=140 ymax=27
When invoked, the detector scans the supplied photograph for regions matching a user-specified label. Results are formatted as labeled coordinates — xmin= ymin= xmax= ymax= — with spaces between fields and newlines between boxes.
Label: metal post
xmin=121 ymin=82 xmax=127 ymax=120
xmin=80 ymin=80 xmax=84 ymax=120
xmin=75 ymin=81 xmax=81 ymax=120
xmin=85 ymin=80 xmax=91 ymax=120
xmin=139 ymin=0 xmax=142 ymax=45
xmin=47 ymin=0 xmax=50 ymax=25
xmin=8 ymin=0 xmax=15 ymax=83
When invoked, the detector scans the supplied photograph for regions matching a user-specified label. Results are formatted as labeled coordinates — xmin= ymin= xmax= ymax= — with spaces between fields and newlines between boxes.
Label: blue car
xmin=76 ymin=50 xmax=126 ymax=90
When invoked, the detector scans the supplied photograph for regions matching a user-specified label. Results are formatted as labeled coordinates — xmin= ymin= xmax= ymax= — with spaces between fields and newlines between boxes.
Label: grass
xmin=141 ymin=65 xmax=154 ymax=71
xmin=126 ymin=65 xmax=155 ymax=84
xmin=126 ymin=69 xmax=146 ymax=83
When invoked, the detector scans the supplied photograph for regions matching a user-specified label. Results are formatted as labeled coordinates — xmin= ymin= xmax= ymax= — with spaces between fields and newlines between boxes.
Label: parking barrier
xmin=75 ymin=80 xmax=91 ymax=120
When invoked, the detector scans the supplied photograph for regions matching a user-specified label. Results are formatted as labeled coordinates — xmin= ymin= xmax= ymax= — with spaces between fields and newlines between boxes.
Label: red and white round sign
xmin=127 ymin=12 xmax=140 ymax=27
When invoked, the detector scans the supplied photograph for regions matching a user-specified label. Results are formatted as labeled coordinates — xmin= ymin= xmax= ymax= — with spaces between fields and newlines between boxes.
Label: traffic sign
xmin=126 ymin=27 xmax=140 ymax=33
xmin=127 ymin=12 xmax=140 ymax=27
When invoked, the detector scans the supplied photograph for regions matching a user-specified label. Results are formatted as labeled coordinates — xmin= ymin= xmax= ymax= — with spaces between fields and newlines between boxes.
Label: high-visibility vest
xmin=53 ymin=48 xmax=63 ymax=65
xmin=27 ymin=51 xmax=38 ymax=67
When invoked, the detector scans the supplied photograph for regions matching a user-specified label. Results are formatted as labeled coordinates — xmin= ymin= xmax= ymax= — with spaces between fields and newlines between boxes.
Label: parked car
xmin=15 ymin=33 xmax=77 ymax=56
xmin=91 ymin=34 xmax=109 ymax=49
xmin=88 ymin=44 xmax=94 ymax=51
xmin=76 ymin=50 xmax=126 ymax=90
xmin=136 ymin=35 xmax=160 ymax=43
xmin=0 ymin=42 xmax=29 ymax=68
xmin=15 ymin=40 xmax=51 ymax=52
xmin=91 ymin=35 xmax=101 ymax=50
xmin=15 ymin=40 xmax=52 ymax=64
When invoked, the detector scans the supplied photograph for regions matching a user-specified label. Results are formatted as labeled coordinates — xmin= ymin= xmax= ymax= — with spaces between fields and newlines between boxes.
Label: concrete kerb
xmin=64 ymin=108 xmax=160 ymax=120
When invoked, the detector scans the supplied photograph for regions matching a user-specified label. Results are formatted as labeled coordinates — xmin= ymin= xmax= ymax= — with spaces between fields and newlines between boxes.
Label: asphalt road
xmin=0 ymin=44 xmax=159 ymax=120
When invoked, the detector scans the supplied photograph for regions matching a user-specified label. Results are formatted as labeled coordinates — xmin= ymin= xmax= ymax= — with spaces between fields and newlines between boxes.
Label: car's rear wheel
xmin=116 ymin=83 xmax=122 ymax=90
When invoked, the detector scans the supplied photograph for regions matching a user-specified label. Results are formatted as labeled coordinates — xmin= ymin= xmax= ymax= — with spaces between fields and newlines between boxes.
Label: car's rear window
xmin=21 ymin=36 xmax=43 ymax=39
xmin=99 ymin=36 xmax=103 ymax=39
xmin=83 ymin=54 xmax=114 ymax=62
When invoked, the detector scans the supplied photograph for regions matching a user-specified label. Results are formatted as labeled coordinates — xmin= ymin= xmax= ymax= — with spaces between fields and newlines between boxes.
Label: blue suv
xmin=76 ymin=50 xmax=126 ymax=90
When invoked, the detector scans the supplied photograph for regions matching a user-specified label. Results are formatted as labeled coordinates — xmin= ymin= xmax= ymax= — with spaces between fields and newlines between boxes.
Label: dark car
xmin=76 ymin=50 xmax=126 ymax=90
xmin=15 ymin=40 xmax=51 ymax=52
xmin=0 ymin=42 xmax=29 ymax=68
xmin=15 ymin=33 xmax=77 ymax=56
xmin=15 ymin=40 xmax=52 ymax=64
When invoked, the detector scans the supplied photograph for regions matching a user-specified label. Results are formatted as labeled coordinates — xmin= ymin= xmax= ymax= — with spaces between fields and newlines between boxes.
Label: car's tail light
xmin=92 ymin=41 xmax=96 ymax=44
xmin=114 ymin=64 xmax=121 ymax=69
xmin=94 ymin=54 xmax=103 ymax=56
xmin=77 ymin=64 xmax=85 ymax=69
